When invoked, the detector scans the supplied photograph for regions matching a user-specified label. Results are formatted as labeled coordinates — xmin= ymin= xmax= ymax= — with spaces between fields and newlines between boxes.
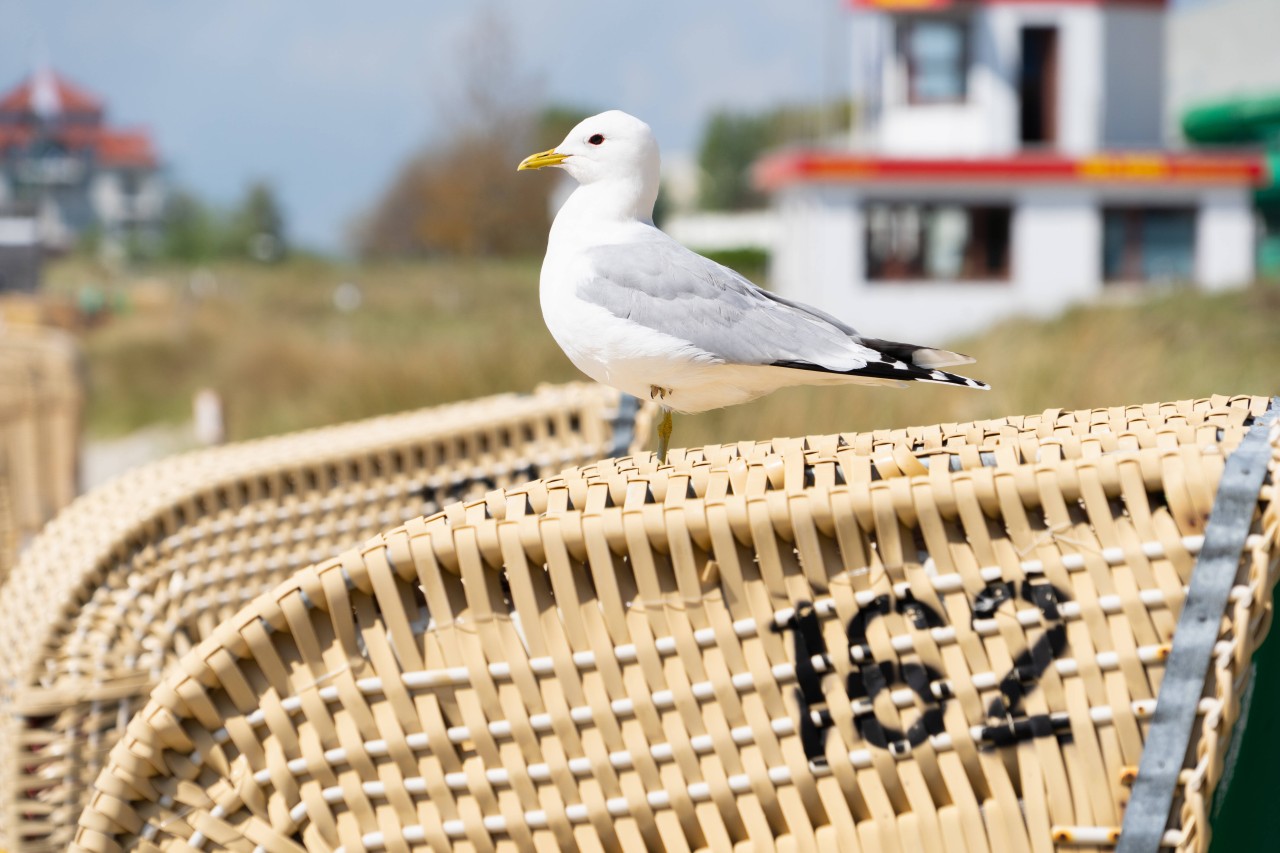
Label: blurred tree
xmin=162 ymin=189 xmax=221 ymax=262
xmin=697 ymin=111 xmax=775 ymax=211
xmin=652 ymin=185 xmax=671 ymax=227
xmin=226 ymin=181 xmax=287 ymax=262
xmin=536 ymin=104 xmax=594 ymax=149
xmin=353 ymin=157 xmax=428 ymax=257
xmin=697 ymin=101 xmax=853 ymax=212
xmin=357 ymin=8 xmax=567 ymax=258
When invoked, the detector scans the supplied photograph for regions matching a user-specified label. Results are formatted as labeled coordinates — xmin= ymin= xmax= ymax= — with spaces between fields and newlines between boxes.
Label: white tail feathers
xmin=910 ymin=347 xmax=976 ymax=369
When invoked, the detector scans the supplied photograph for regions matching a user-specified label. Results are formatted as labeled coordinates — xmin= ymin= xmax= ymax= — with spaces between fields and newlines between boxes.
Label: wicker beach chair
xmin=73 ymin=394 xmax=1280 ymax=852
xmin=0 ymin=328 xmax=81 ymax=570
xmin=0 ymin=382 xmax=650 ymax=853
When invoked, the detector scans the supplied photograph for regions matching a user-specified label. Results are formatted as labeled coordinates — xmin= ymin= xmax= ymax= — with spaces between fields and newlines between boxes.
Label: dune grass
xmin=57 ymin=257 xmax=579 ymax=440
xmin=54 ymin=256 xmax=1280 ymax=449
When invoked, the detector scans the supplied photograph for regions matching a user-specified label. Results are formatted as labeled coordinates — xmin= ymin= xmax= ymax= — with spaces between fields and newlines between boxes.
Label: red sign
xmin=846 ymin=0 xmax=1166 ymax=7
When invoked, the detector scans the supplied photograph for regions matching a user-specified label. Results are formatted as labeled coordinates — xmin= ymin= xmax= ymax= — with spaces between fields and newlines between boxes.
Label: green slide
xmin=1183 ymin=94 xmax=1280 ymax=277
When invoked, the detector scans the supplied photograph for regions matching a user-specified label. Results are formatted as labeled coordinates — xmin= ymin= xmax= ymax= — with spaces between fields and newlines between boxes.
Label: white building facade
xmin=761 ymin=0 xmax=1263 ymax=343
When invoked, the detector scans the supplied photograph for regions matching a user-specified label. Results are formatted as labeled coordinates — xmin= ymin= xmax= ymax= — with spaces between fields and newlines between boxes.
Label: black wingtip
xmin=775 ymin=359 xmax=989 ymax=391
xmin=920 ymin=376 xmax=991 ymax=391
xmin=918 ymin=368 xmax=991 ymax=390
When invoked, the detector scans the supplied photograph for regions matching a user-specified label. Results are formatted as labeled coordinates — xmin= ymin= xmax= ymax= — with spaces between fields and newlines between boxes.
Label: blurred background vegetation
xmin=53 ymin=252 xmax=1280 ymax=451
xmin=33 ymin=6 xmax=1277 ymax=465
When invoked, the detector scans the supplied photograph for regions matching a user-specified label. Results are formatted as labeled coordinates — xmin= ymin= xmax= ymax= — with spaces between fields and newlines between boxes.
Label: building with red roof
xmin=0 ymin=68 xmax=164 ymax=256
xmin=757 ymin=0 xmax=1265 ymax=342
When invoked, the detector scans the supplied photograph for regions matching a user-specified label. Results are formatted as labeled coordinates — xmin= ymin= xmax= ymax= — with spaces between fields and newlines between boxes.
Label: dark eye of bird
xmin=588 ymin=134 xmax=604 ymax=145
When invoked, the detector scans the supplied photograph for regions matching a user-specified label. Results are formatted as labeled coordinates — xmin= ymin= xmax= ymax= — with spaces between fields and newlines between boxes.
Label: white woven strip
xmin=247 ymin=578 xmax=1238 ymax=722
xmin=325 ymin=695 xmax=1215 ymax=850
xmin=239 ymin=694 xmax=1217 ymax=845
xmin=1050 ymin=825 xmax=1183 ymax=848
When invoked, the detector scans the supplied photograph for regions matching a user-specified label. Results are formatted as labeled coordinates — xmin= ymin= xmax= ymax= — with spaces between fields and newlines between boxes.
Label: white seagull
xmin=519 ymin=110 xmax=988 ymax=461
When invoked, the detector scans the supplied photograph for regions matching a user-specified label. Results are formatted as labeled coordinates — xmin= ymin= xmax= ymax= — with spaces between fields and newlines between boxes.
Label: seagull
xmin=518 ymin=110 xmax=988 ymax=462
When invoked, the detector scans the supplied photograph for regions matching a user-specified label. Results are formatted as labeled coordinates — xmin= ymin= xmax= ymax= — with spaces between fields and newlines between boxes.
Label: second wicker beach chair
xmin=0 ymin=382 xmax=649 ymax=852
xmin=0 ymin=327 xmax=81 ymax=572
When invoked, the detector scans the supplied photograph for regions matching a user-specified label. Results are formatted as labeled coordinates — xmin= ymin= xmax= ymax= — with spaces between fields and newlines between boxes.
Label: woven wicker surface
xmin=0 ymin=327 xmax=81 ymax=572
xmin=73 ymin=394 xmax=1280 ymax=852
xmin=0 ymin=382 xmax=648 ymax=853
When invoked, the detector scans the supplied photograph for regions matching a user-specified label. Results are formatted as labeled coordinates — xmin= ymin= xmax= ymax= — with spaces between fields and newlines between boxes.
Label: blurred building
xmin=760 ymin=0 xmax=1265 ymax=343
xmin=0 ymin=67 xmax=164 ymax=257
xmin=0 ymin=202 xmax=41 ymax=292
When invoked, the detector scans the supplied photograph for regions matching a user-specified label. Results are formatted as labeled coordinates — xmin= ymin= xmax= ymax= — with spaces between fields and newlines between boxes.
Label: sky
xmin=0 ymin=0 xmax=851 ymax=252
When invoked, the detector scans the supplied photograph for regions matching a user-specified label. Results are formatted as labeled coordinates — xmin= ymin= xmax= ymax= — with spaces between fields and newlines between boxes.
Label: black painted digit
xmin=975 ymin=579 xmax=1073 ymax=746
xmin=845 ymin=594 xmax=949 ymax=753
xmin=776 ymin=602 xmax=835 ymax=764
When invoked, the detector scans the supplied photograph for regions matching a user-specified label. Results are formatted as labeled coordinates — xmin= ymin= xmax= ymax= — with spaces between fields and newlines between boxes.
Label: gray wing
xmin=580 ymin=239 xmax=881 ymax=372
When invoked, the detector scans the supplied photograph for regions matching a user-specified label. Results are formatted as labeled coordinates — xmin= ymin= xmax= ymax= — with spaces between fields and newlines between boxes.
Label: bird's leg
xmin=657 ymin=407 xmax=673 ymax=464
xmin=651 ymin=385 xmax=673 ymax=464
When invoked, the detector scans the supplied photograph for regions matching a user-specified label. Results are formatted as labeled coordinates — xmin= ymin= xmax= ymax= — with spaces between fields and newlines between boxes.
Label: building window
xmin=1102 ymin=208 xmax=1195 ymax=284
xmin=866 ymin=203 xmax=1011 ymax=282
xmin=120 ymin=170 xmax=141 ymax=197
xmin=1019 ymin=26 xmax=1060 ymax=147
xmin=898 ymin=18 xmax=969 ymax=104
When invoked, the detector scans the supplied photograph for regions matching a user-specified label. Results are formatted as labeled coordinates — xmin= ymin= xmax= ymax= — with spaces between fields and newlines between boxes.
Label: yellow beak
xmin=517 ymin=148 xmax=569 ymax=171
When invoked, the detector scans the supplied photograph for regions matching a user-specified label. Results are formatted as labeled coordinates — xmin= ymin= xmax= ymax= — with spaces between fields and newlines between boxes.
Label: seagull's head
xmin=518 ymin=111 xmax=660 ymax=211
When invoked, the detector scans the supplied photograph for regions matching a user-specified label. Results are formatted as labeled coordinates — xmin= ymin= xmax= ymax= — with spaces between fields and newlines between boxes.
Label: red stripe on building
xmin=754 ymin=151 xmax=1266 ymax=190
xmin=847 ymin=0 xmax=1166 ymax=9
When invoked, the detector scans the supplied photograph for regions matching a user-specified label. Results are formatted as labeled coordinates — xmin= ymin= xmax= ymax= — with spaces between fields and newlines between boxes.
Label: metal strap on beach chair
xmin=73 ymin=395 xmax=1280 ymax=852
xmin=0 ymin=382 xmax=649 ymax=853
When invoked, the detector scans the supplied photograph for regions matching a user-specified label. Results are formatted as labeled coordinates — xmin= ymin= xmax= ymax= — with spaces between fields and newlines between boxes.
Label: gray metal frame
xmin=1117 ymin=397 xmax=1279 ymax=852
